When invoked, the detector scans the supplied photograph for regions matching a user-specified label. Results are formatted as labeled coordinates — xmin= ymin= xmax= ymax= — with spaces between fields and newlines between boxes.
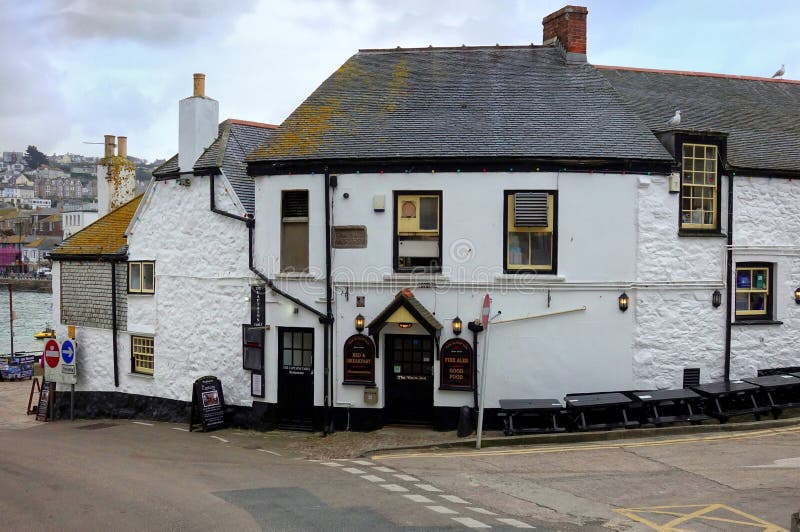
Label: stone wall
xmin=60 ymin=261 xmax=127 ymax=329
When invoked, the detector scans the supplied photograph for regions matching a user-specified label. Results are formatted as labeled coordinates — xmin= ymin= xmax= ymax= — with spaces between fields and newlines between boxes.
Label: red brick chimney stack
xmin=542 ymin=5 xmax=588 ymax=59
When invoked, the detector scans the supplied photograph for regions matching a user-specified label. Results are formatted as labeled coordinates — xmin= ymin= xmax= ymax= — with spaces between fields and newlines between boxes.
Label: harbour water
xmin=0 ymin=289 xmax=53 ymax=355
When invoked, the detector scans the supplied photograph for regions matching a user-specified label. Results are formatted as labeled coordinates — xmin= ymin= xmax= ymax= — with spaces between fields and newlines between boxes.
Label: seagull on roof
xmin=772 ymin=64 xmax=785 ymax=78
xmin=667 ymin=110 xmax=682 ymax=127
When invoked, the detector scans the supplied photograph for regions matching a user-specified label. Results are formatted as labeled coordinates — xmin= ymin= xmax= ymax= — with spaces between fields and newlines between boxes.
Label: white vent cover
xmin=514 ymin=192 xmax=549 ymax=227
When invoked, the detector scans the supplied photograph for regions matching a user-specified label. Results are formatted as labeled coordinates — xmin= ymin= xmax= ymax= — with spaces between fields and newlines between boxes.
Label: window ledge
xmin=495 ymin=274 xmax=565 ymax=282
xmin=384 ymin=273 xmax=448 ymax=282
xmin=732 ymin=320 xmax=783 ymax=326
xmin=678 ymin=230 xmax=727 ymax=238
xmin=274 ymin=272 xmax=320 ymax=281
xmin=127 ymin=372 xmax=154 ymax=379
xmin=128 ymin=292 xmax=155 ymax=296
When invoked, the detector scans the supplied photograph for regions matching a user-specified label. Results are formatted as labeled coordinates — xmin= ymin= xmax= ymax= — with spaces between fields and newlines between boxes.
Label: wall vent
xmin=514 ymin=192 xmax=549 ymax=227
xmin=682 ymin=368 xmax=700 ymax=388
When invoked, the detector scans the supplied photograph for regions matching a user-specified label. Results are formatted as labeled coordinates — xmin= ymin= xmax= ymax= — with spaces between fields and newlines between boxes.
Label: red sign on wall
xmin=439 ymin=338 xmax=474 ymax=391
xmin=342 ymin=334 xmax=376 ymax=385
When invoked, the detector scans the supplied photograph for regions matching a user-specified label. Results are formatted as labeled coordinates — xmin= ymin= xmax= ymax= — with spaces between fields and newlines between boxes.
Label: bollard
xmin=456 ymin=405 xmax=473 ymax=438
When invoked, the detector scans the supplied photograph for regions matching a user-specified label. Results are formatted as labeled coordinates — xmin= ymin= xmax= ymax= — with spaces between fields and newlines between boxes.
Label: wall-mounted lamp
xmin=355 ymin=313 xmax=365 ymax=332
xmin=712 ymin=290 xmax=722 ymax=308
xmin=398 ymin=322 xmax=413 ymax=329
xmin=452 ymin=316 xmax=462 ymax=336
xmin=618 ymin=292 xmax=629 ymax=312
xmin=795 ymin=287 xmax=800 ymax=304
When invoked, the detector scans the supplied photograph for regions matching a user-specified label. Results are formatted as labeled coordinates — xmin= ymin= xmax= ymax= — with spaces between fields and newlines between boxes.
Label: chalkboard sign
xmin=189 ymin=376 xmax=226 ymax=432
xmin=439 ymin=338 xmax=474 ymax=391
xmin=35 ymin=380 xmax=56 ymax=421
xmin=342 ymin=334 xmax=376 ymax=385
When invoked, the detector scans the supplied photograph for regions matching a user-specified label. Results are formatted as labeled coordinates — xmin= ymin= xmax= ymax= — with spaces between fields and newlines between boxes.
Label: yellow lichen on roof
xmin=52 ymin=195 xmax=142 ymax=257
xmin=25 ymin=238 xmax=44 ymax=248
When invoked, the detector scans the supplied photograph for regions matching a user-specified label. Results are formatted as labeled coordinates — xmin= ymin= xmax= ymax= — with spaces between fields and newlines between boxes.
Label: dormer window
xmin=681 ymin=143 xmax=718 ymax=230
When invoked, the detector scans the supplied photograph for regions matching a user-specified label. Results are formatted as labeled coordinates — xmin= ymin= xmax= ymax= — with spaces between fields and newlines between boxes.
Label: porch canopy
xmin=366 ymin=288 xmax=443 ymax=357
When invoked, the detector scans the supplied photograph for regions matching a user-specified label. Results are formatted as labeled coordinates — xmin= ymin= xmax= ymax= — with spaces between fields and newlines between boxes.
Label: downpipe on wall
xmin=111 ymin=260 xmax=119 ymax=387
xmin=323 ymin=168 xmax=335 ymax=435
xmin=724 ymin=174 xmax=734 ymax=381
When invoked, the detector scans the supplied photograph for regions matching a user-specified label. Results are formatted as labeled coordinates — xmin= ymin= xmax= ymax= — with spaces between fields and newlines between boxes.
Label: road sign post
xmin=476 ymin=294 xmax=491 ymax=449
xmin=60 ymin=339 xmax=78 ymax=420
xmin=43 ymin=339 xmax=60 ymax=382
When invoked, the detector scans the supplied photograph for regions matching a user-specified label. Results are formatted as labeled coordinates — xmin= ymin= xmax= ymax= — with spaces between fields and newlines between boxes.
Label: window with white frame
xmin=128 ymin=261 xmax=155 ymax=293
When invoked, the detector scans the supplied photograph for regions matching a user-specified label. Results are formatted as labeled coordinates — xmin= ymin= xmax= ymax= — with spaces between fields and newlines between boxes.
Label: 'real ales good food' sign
xmin=439 ymin=338 xmax=474 ymax=391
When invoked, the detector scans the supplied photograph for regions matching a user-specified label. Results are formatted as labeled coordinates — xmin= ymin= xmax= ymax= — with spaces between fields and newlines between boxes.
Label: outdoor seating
xmin=627 ymin=389 xmax=710 ymax=426
xmin=690 ymin=381 xmax=772 ymax=423
xmin=564 ymin=392 xmax=640 ymax=431
xmin=497 ymin=399 xmax=567 ymax=435
xmin=743 ymin=374 xmax=800 ymax=417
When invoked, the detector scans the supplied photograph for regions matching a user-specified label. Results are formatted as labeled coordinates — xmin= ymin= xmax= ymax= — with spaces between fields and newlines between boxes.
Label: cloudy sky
xmin=2 ymin=0 xmax=798 ymax=162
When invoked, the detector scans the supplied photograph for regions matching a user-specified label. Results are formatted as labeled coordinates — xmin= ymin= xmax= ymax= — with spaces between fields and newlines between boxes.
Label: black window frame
xmin=503 ymin=190 xmax=558 ymax=274
xmin=393 ymin=190 xmax=443 ymax=274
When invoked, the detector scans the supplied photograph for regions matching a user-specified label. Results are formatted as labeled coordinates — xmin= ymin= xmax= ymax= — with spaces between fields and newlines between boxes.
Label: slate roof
xmin=153 ymin=120 xmax=275 ymax=215
xmin=50 ymin=195 xmax=142 ymax=259
xmin=194 ymin=119 xmax=276 ymax=214
xmin=599 ymin=67 xmax=800 ymax=173
xmin=247 ymin=45 xmax=671 ymax=167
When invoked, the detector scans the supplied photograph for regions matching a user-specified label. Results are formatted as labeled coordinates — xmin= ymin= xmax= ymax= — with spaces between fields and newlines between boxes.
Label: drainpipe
xmin=210 ymin=174 xmax=249 ymax=223
xmin=467 ymin=320 xmax=484 ymax=422
xmin=322 ymin=167 xmax=335 ymax=435
xmin=111 ymin=261 xmax=119 ymax=387
xmin=723 ymin=174 xmax=734 ymax=381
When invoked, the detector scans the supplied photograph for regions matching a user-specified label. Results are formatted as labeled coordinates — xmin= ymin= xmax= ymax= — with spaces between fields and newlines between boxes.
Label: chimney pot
xmin=193 ymin=73 xmax=206 ymax=97
xmin=103 ymin=134 xmax=116 ymax=158
xmin=117 ymin=136 xmax=128 ymax=158
xmin=542 ymin=5 xmax=588 ymax=59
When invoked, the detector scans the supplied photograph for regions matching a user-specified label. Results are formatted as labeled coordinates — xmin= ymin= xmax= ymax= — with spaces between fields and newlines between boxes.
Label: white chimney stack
xmin=179 ymin=73 xmax=219 ymax=173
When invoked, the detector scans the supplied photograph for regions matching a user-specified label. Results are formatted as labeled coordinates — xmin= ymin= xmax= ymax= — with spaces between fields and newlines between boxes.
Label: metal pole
xmin=475 ymin=317 xmax=495 ymax=449
xmin=8 ymin=284 xmax=14 ymax=356
xmin=70 ymin=383 xmax=74 ymax=421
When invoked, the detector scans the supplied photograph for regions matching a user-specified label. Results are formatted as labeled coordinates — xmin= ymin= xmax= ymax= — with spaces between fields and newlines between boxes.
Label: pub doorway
xmin=384 ymin=334 xmax=434 ymax=424
xmin=277 ymin=327 xmax=315 ymax=430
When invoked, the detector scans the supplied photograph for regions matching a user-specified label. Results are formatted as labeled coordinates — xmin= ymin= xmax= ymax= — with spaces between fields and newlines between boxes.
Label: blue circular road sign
xmin=61 ymin=340 xmax=75 ymax=364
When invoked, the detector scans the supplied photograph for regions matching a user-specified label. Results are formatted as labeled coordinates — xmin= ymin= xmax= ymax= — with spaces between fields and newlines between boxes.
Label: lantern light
xmin=618 ymin=292 xmax=629 ymax=312
xmin=712 ymin=290 xmax=722 ymax=308
xmin=355 ymin=314 xmax=365 ymax=332
xmin=452 ymin=316 xmax=463 ymax=335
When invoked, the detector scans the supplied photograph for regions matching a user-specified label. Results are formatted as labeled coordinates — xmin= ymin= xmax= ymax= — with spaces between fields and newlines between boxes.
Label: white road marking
xmin=351 ymin=460 xmax=374 ymax=466
xmin=381 ymin=484 xmax=409 ymax=492
xmin=132 ymin=421 xmax=153 ymax=426
xmin=361 ymin=475 xmax=385 ymax=483
xmin=171 ymin=427 xmax=190 ymax=432
xmin=468 ymin=507 xmax=498 ymax=516
xmin=210 ymin=436 xmax=229 ymax=443
xmin=403 ymin=494 xmax=434 ymax=503
xmin=426 ymin=505 xmax=458 ymax=515
xmin=497 ymin=517 xmax=534 ymax=528
xmin=320 ymin=461 xmax=344 ymax=467
xmin=372 ymin=466 xmax=396 ymax=473
xmin=452 ymin=517 xmax=491 ymax=529
xmin=394 ymin=474 xmax=419 ymax=482
xmin=746 ymin=457 xmax=800 ymax=468
xmin=257 ymin=449 xmax=282 ymax=456
xmin=440 ymin=494 xmax=469 ymax=504
xmin=342 ymin=467 xmax=366 ymax=474
xmin=415 ymin=483 xmax=442 ymax=492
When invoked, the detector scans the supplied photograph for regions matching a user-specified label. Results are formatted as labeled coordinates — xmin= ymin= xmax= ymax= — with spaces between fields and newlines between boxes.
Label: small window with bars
xmin=735 ymin=263 xmax=773 ymax=320
xmin=131 ymin=335 xmax=154 ymax=375
xmin=681 ymin=143 xmax=718 ymax=230
xmin=505 ymin=191 xmax=556 ymax=273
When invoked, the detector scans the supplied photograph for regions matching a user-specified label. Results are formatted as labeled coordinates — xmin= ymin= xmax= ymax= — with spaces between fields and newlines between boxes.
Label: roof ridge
xmin=225 ymin=118 xmax=278 ymax=129
xmin=358 ymin=44 xmax=547 ymax=53
xmin=596 ymin=65 xmax=800 ymax=85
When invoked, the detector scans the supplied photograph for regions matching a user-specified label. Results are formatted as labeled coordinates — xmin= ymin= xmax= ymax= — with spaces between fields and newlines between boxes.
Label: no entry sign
xmin=44 ymin=340 xmax=60 ymax=368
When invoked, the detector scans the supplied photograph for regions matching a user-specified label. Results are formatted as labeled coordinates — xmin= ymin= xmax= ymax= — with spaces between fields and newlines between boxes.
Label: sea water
xmin=0 ymin=289 xmax=53 ymax=355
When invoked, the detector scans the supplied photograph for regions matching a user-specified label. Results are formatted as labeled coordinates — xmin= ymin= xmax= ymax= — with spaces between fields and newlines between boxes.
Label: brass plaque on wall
xmin=332 ymin=225 xmax=367 ymax=248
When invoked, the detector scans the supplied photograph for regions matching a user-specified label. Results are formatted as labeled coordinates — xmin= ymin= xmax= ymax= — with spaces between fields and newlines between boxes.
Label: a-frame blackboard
xmin=189 ymin=376 xmax=226 ymax=432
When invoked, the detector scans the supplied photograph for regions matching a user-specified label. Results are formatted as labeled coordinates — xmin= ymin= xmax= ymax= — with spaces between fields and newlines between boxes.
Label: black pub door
xmin=384 ymin=334 xmax=434 ymax=424
xmin=277 ymin=328 xmax=315 ymax=430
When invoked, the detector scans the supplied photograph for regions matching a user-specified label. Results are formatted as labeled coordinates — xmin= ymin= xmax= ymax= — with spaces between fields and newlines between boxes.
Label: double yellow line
xmin=372 ymin=425 xmax=800 ymax=460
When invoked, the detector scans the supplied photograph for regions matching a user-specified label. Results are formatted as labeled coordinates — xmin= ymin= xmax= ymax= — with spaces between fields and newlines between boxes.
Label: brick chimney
xmin=179 ymin=73 xmax=219 ymax=173
xmin=542 ymin=5 xmax=588 ymax=61
xmin=97 ymin=135 xmax=136 ymax=217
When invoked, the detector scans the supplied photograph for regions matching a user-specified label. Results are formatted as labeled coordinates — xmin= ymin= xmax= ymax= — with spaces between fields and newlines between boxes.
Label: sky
xmin=2 ymin=0 xmax=799 ymax=162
